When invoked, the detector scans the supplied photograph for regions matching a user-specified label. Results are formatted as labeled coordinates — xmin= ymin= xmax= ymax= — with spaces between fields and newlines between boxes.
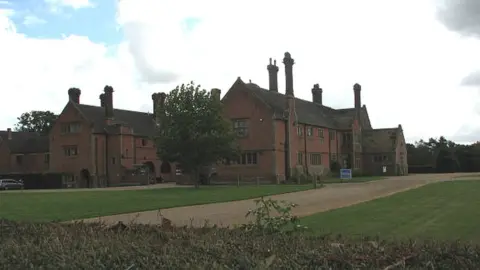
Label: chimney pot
xmin=99 ymin=93 xmax=106 ymax=107
xmin=353 ymin=83 xmax=362 ymax=122
xmin=267 ymin=57 xmax=279 ymax=92
xmin=68 ymin=88 xmax=81 ymax=103
xmin=312 ymin=84 xmax=323 ymax=105
xmin=211 ymin=88 xmax=221 ymax=100
xmin=104 ymin=85 xmax=114 ymax=119
xmin=7 ymin=128 xmax=12 ymax=140
xmin=283 ymin=52 xmax=295 ymax=96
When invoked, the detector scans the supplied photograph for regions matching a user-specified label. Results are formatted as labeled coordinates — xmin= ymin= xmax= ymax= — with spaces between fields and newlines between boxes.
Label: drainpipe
xmin=304 ymin=125 xmax=309 ymax=175
xmin=284 ymin=117 xmax=291 ymax=180
xmin=105 ymin=132 xmax=110 ymax=187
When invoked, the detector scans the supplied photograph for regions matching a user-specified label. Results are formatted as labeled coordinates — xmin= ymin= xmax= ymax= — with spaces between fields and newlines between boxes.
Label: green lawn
xmin=321 ymin=176 xmax=386 ymax=184
xmin=300 ymin=180 xmax=480 ymax=242
xmin=0 ymin=185 xmax=312 ymax=222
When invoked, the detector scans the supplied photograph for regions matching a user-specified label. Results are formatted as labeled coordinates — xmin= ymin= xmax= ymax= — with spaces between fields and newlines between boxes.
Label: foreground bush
xmin=1 ymin=219 xmax=480 ymax=269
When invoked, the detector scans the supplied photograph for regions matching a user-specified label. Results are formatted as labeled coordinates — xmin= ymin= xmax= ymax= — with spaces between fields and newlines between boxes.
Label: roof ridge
xmin=77 ymin=103 xmax=151 ymax=115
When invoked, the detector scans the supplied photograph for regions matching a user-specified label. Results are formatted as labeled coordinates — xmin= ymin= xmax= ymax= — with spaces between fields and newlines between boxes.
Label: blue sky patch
xmin=182 ymin=17 xmax=201 ymax=33
xmin=3 ymin=0 xmax=121 ymax=44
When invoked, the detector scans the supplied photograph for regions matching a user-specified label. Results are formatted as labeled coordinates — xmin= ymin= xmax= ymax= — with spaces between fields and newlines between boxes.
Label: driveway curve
xmin=80 ymin=173 xmax=477 ymax=227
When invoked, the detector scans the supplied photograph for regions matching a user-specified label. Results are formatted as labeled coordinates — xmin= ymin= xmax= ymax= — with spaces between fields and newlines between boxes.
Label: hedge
xmin=1 ymin=219 xmax=479 ymax=269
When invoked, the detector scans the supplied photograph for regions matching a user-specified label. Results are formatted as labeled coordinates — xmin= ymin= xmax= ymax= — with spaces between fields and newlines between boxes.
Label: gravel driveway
xmin=80 ymin=173 xmax=477 ymax=227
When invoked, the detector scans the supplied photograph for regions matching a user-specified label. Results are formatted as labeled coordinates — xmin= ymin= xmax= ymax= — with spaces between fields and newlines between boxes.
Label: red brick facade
xmin=0 ymin=129 xmax=49 ymax=174
xmin=216 ymin=52 xmax=408 ymax=182
xmin=48 ymin=87 xmax=176 ymax=188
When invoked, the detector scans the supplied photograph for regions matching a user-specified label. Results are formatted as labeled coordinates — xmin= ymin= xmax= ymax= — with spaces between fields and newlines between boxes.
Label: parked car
xmin=0 ymin=179 xmax=24 ymax=190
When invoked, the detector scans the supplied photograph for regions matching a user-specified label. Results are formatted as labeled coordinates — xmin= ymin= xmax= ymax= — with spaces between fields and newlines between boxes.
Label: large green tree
xmin=14 ymin=110 xmax=58 ymax=135
xmin=154 ymin=82 xmax=238 ymax=188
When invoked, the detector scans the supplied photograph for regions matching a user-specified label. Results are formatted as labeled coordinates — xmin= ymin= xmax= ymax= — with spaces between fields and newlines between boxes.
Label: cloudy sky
xmin=0 ymin=0 xmax=479 ymax=144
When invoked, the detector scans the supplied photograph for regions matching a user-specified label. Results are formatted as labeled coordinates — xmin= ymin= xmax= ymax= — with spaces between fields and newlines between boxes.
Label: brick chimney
xmin=267 ymin=58 xmax=279 ymax=92
xmin=99 ymin=93 xmax=106 ymax=107
xmin=283 ymin=52 xmax=295 ymax=96
xmin=152 ymin=92 xmax=166 ymax=121
xmin=211 ymin=88 xmax=221 ymax=100
xmin=104 ymin=85 xmax=114 ymax=119
xmin=353 ymin=83 xmax=361 ymax=121
xmin=311 ymin=84 xmax=323 ymax=105
xmin=7 ymin=128 xmax=12 ymax=140
xmin=68 ymin=88 xmax=81 ymax=103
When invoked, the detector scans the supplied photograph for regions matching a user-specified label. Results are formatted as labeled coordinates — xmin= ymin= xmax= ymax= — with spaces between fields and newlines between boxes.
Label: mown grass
xmin=0 ymin=185 xmax=312 ymax=222
xmin=301 ymin=179 xmax=480 ymax=242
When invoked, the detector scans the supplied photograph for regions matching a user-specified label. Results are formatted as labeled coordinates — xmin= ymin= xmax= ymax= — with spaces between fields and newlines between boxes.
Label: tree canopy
xmin=14 ymin=110 xmax=58 ymax=135
xmin=154 ymin=82 xmax=238 ymax=187
xmin=407 ymin=136 xmax=480 ymax=173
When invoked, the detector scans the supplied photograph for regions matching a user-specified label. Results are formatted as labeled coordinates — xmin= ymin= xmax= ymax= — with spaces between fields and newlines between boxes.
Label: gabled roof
xmin=235 ymin=79 xmax=372 ymax=130
xmin=73 ymin=103 xmax=156 ymax=136
xmin=0 ymin=131 xmax=49 ymax=154
xmin=362 ymin=128 xmax=399 ymax=153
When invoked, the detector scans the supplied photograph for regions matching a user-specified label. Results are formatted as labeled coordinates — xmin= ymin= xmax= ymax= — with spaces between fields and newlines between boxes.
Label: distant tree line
xmin=407 ymin=136 xmax=480 ymax=173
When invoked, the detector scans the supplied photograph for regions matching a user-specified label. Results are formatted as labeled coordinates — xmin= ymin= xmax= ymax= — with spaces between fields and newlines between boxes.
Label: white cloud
xmin=0 ymin=0 xmax=479 ymax=144
xmin=0 ymin=9 xmax=146 ymax=130
xmin=45 ymin=0 xmax=94 ymax=12
xmin=23 ymin=15 xmax=47 ymax=26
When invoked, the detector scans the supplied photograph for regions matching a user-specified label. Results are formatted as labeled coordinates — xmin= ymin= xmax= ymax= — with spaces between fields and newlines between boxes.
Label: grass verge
xmin=0 ymin=185 xmax=312 ymax=222
xmin=301 ymin=180 xmax=480 ymax=242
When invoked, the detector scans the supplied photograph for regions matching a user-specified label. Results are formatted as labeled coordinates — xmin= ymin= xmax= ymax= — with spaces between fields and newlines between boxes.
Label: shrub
xmin=241 ymin=197 xmax=308 ymax=234
xmin=1 ymin=219 xmax=480 ymax=269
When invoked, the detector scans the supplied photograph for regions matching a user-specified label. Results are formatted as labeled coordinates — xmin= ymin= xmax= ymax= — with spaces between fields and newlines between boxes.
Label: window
xmin=329 ymin=130 xmax=336 ymax=141
xmin=310 ymin=153 xmax=321 ymax=165
xmin=373 ymin=155 xmax=388 ymax=162
xmin=241 ymin=152 xmax=258 ymax=165
xmin=16 ymin=155 xmax=23 ymax=165
xmin=331 ymin=153 xmax=337 ymax=162
xmin=306 ymin=127 xmax=313 ymax=136
xmin=233 ymin=119 xmax=248 ymax=137
xmin=224 ymin=152 xmax=259 ymax=165
xmin=297 ymin=126 xmax=303 ymax=136
xmin=318 ymin=128 xmax=324 ymax=138
xmin=141 ymin=139 xmax=147 ymax=146
xmin=44 ymin=153 xmax=50 ymax=164
xmin=63 ymin=146 xmax=78 ymax=156
xmin=343 ymin=133 xmax=352 ymax=142
xmin=297 ymin=152 xmax=303 ymax=165
xmin=61 ymin=122 xmax=82 ymax=134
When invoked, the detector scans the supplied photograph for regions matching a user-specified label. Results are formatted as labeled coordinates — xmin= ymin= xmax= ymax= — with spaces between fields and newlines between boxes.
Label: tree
xmin=154 ymin=82 xmax=238 ymax=188
xmin=14 ymin=110 xmax=58 ymax=135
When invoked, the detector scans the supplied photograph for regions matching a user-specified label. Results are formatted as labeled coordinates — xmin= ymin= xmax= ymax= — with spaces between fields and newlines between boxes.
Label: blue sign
xmin=340 ymin=169 xmax=352 ymax=180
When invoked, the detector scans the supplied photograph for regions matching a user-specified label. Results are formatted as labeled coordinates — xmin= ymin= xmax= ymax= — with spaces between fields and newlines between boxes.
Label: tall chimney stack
xmin=104 ymin=85 xmax=114 ymax=119
xmin=152 ymin=92 xmax=167 ymax=122
xmin=267 ymin=58 xmax=279 ymax=92
xmin=7 ymin=128 xmax=12 ymax=140
xmin=353 ymin=83 xmax=362 ymax=121
xmin=211 ymin=88 xmax=221 ymax=100
xmin=283 ymin=52 xmax=295 ymax=96
xmin=68 ymin=88 xmax=81 ymax=104
xmin=311 ymin=84 xmax=323 ymax=105
xmin=99 ymin=93 xmax=106 ymax=107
